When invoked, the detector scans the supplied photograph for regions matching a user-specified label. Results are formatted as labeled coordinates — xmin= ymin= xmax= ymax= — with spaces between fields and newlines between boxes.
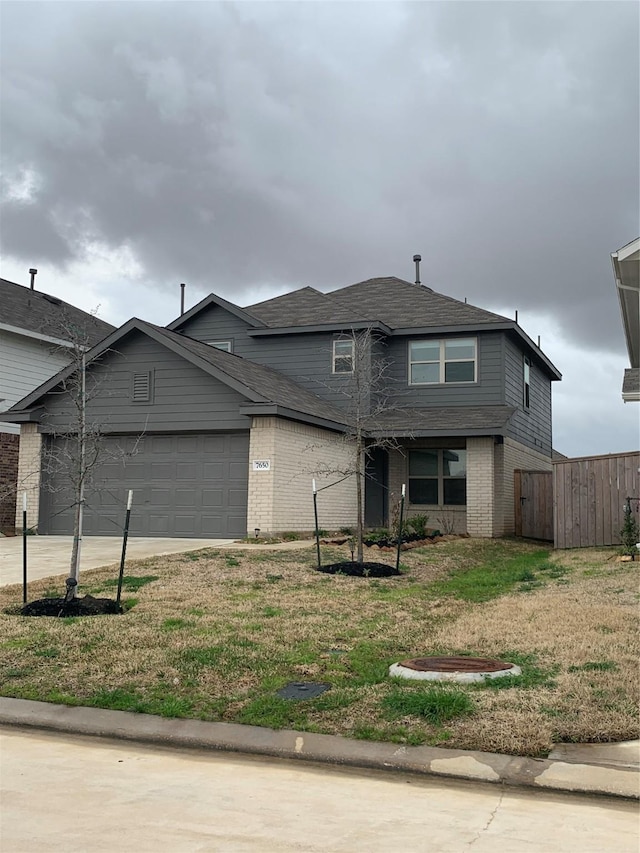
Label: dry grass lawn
xmin=0 ymin=538 xmax=637 ymax=757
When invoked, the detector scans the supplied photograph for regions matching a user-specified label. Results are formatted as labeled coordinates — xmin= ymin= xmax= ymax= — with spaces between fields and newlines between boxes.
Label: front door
xmin=365 ymin=447 xmax=388 ymax=528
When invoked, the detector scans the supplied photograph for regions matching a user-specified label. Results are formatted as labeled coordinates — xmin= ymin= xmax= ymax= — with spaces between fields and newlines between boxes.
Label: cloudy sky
xmin=1 ymin=1 xmax=638 ymax=455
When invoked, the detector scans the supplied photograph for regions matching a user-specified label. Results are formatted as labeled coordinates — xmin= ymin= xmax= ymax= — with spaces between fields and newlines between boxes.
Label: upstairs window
xmin=332 ymin=339 xmax=354 ymax=373
xmin=207 ymin=341 xmax=232 ymax=352
xmin=409 ymin=338 xmax=476 ymax=384
xmin=408 ymin=449 xmax=467 ymax=505
xmin=523 ymin=357 xmax=531 ymax=409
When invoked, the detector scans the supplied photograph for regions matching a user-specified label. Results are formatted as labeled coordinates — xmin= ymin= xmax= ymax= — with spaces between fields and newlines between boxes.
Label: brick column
xmin=247 ymin=417 xmax=276 ymax=536
xmin=14 ymin=423 xmax=42 ymax=532
xmin=466 ymin=437 xmax=496 ymax=537
xmin=0 ymin=433 xmax=20 ymax=533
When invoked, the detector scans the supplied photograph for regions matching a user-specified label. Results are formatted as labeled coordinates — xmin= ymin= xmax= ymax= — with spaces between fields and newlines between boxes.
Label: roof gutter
xmin=0 ymin=322 xmax=75 ymax=349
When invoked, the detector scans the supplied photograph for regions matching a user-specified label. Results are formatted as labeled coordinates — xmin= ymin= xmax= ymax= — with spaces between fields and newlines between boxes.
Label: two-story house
xmin=2 ymin=274 xmax=561 ymax=539
xmin=0 ymin=277 xmax=114 ymax=533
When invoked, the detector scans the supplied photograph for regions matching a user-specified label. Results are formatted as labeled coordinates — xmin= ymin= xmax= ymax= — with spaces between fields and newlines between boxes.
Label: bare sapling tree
xmin=39 ymin=314 xmax=141 ymax=593
xmin=40 ymin=318 xmax=108 ymax=588
xmin=310 ymin=328 xmax=409 ymax=563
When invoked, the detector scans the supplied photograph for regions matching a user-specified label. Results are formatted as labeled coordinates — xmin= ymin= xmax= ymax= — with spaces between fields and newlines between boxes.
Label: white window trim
xmin=523 ymin=356 xmax=531 ymax=410
xmin=332 ymin=338 xmax=354 ymax=374
xmin=408 ymin=449 xmax=467 ymax=507
xmin=207 ymin=340 xmax=233 ymax=352
xmin=408 ymin=338 xmax=477 ymax=385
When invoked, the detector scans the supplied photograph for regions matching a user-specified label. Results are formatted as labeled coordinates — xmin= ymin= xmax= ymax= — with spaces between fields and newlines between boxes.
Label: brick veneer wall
xmin=387 ymin=436 xmax=550 ymax=538
xmin=466 ymin=437 xmax=498 ymax=537
xmin=496 ymin=437 xmax=553 ymax=536
xmin=0 ymin=433 xmax=20 ymax=534
xmin=14 ymin=423 xmax=42 ymax=532
xmin=387 ymin=442 xmax=468 ymax=535
xmin=247 ymin=417 xmax=358 ymax=535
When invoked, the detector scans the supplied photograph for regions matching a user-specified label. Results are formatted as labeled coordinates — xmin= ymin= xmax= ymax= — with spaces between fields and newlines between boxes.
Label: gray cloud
xmin=1 ymin=1 xmax=638 ymax=352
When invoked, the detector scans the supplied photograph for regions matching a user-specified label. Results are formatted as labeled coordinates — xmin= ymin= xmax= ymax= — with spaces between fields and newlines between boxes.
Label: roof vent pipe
xmin=29 ymin=268 xmax=37 ymax=290
xmin=413 ymin=254 xmax=421 ymax=286
xmin=180 ymin=283 xmax=186 ymax=316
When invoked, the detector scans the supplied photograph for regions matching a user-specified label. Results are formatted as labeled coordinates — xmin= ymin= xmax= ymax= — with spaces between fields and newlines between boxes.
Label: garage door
xmin=39 ymin=432 xmax=249 ymax=538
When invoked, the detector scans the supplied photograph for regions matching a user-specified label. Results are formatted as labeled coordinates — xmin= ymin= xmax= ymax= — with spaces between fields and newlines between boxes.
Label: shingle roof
xmin=247 ymin=287 xmax=330 ymax=326
xmin=247 ymin=277 xmax=509 ymax=330
xmin=0 ymin=278 xmax=114 ymax=346
xmin=367 ymin=405 xmax=516 ymax=437
xmin=147 ymin=323 xmax=350 ymax=426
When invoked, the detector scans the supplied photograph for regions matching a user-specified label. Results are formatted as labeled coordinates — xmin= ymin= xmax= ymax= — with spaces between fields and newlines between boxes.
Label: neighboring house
xmin=0 ymin=277 xmax=114 ymax=532
xmin=1 ymin=275 xmax=561 ymax=539
xmin=612 ymin=237 xmax=640 ymax=402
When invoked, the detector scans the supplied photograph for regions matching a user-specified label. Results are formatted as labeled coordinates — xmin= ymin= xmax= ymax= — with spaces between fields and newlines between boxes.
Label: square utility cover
xmin=277 ymin=682 xmax=331 ymax=701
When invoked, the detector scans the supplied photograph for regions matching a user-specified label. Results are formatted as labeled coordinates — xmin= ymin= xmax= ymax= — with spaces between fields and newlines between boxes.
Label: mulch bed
xmin=21 ymin=595 xmax=122 ymax=617
xmin=316 ymin=561 xmax=400 ymax=578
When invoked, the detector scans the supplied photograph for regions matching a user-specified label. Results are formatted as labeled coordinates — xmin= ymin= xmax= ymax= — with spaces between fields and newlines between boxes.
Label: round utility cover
xmin=389 ymin=655 xmax=521 ymax=683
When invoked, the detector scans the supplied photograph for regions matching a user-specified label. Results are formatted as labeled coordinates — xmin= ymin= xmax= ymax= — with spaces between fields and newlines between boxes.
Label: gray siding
xmin=176 ymin=306 xmax=252 ymax=351
xmin=240 ymin=332 xmax=366 ymax=408
xmin=383 ymin=332 xmax=505 ymax=407
xmin=178 ymin=306 xmax=356 ymax=407
xmin=39 ymin=331 xmax=251 ymax=434
xmin=503 ymin=336 xmax=552 ymax=455
xmin=177 ymin=309 xmax=554 ymax=449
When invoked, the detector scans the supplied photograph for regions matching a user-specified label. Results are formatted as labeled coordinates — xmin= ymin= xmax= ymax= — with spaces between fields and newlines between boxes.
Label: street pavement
xmin=1 ymin=727 xmax=638 ymax=853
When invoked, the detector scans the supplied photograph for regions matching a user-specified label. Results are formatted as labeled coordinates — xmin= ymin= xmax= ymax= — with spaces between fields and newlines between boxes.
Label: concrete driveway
xmin=0 ymin=535 xmax=232 ymax=587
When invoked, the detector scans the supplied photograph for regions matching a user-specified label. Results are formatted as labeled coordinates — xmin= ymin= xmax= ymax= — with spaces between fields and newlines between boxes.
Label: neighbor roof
xmin=0 ymin=278 xmax=115 ymax=346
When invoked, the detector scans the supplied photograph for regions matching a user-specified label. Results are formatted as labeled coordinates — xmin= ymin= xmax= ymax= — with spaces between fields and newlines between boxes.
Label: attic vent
xmin=131 ymin=370 xmax=153 ymax=403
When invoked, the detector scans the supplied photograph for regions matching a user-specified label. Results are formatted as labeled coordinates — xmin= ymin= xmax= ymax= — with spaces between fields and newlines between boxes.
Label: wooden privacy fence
xmin=553 ymin=451 xmax=640 ymax=549
xmin=514 ymin=470 xmax=554 ymax=541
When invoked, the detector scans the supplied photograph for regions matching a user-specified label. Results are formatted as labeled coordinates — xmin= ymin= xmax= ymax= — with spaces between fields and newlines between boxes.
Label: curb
xmin=1 ymin=697 xmax=638 ymax=800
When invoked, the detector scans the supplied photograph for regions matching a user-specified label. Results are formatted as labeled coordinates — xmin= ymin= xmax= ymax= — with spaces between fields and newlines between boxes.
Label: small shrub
xmin=408 ymin=514 xmax=429 ymax=538
xmin=437 ymin=512 xmax=457 ymax=535
xmin=339 ymin=527 xmax=354 ymax=536
xmin=282 ymin=531 xmax=301 ymax=541
xmin=619 ymin=501 xmax=640 ymax=558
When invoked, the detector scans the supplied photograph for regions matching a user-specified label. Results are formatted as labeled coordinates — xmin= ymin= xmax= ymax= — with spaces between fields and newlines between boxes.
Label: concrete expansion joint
xmin=0 ymin=698 xmax=637 ymax=801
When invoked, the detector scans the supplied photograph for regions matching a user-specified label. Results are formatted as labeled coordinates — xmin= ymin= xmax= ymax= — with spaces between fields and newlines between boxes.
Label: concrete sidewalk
xmin=0 ymin=697 xmax=637 ymax=800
